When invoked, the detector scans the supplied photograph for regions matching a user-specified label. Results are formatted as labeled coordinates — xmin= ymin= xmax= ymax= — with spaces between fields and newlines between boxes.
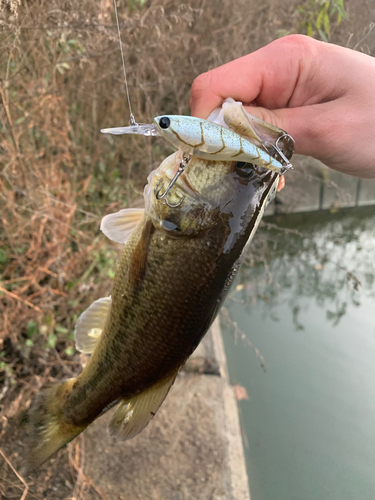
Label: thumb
xmin=244 ymin=104 xmax=326 ymax=158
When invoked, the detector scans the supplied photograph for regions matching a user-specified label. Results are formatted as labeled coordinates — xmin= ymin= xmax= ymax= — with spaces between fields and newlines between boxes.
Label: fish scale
xmin=61 ymin=211 xmax=227 ymax=421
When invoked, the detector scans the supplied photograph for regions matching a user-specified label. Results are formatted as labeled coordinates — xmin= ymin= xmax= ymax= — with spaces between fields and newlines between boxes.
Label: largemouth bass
xmin=26 ymin=101 xmax=294 ymax=469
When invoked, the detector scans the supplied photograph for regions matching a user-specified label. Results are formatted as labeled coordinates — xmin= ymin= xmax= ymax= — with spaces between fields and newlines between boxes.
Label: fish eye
xmin=159 ymin=117 xmax=171 ymax=129
xmin=235 ymin=161 xmax=255 ymax=178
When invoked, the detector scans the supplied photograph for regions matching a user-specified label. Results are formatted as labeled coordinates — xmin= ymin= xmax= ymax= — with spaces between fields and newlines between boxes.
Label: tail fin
xmin=26 ymin=378 xmax=87 ymax=470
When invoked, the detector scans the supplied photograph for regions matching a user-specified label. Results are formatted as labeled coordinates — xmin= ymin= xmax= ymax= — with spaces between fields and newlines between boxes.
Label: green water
xmin=221 ymin=206 xmax=375 ymax=500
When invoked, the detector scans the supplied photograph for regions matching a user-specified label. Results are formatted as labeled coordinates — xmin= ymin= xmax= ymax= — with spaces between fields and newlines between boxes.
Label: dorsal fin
xmin=109 ymin=370 xmax=178 ymax=441
xmin=100 ymin=208 xmax=144 ymax=243
xmin=74 ymin=296 xmax=111 ymax=354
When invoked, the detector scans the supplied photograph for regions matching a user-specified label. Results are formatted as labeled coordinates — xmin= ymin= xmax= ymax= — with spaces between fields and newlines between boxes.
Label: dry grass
xmin=2 ymin=0 xmax=373 ymax=411
xmin=0 ymin=0 xmax=302 ymax=420
xmin=1 ymin=0 xmax=371 ymax=495
xmin=0 ymin=0 xmax=368 ymax=426
xmin=2 ymin=0 xmax=374 ymax=497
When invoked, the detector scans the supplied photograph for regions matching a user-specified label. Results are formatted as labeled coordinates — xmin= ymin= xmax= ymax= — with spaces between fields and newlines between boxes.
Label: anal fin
xmin=109 ymin=370 xmax=178 ymax=441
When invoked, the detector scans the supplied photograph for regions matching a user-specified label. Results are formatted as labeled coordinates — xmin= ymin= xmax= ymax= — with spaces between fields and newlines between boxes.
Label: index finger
xmin=189 ymin=35 xmax=317 ymax=119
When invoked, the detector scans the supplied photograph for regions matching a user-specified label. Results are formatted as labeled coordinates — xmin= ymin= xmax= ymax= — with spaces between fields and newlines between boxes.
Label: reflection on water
xmin=221 ymin=206 xmax=375 ymax=500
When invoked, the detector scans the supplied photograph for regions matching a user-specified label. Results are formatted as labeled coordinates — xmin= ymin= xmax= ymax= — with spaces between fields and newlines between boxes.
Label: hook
xmin=264 ymin=133 xmax=294 ymax=174
xmin=154 ymin=153 xmax=191 ymax=208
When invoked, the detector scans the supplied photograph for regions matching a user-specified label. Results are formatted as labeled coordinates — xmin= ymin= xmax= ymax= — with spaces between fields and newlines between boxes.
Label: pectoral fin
xmin=109 ymin=370 xmax=178 ymax=441
xmin=100 ymin=208 xmax=144 ymax=243
xmin=74 ymin=296 xmax=111 ymax=354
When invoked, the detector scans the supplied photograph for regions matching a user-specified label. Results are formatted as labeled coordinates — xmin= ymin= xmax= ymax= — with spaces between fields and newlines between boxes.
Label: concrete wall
xmin=265 ymin=156 xmax=375 ymax=215
xmin=81 ymin=320 xmax=251 ymax=500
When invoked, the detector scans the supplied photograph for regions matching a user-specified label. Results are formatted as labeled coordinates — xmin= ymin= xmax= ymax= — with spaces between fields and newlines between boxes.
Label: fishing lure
xmin=101 ymin=115 xmax=292 ymax=175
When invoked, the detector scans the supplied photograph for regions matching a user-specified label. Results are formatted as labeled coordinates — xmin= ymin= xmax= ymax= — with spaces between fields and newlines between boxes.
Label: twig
xmin=0 ymin=196 xmax=90 ymax=240
xmin=261 ymin=221 xmax=305 ymax=237
xmin=233 ymin=320 xmax=266 ymax=372
xmin=50 ymin=288 xmax=68 ymax=297
xmin=0 ymin=82 xmax=18 ymax=154
xmin=0 ymin=448 xmax=29 ymax=500
xmin=79 ymin=471 xmax=109 ymax=500
xmin=353 ymin=22 xmax=375 ymax=51
xmin=27 ymin=290 xmax=45 ymax=301
xmin=53 ymin=349 xmax=75 ymax=377
xmin=337 ymin=265 xmax=362 ymax=291
xmin=1 ymin=276 xmax=32 ymax=285
xmin=40 ymin=188 xmax=98 ymax=219
xmin=37 ymin=267 xmax=58 ymax=278
xmin=69 ymin=436 xmax=109 ymax=500
xmin=0 ymin=286 xmax=42 ymax=313
xmin=221 ymin=308 xmax=266 ymax=372
xmin=0 ymin=81 xmax=27 ymax=183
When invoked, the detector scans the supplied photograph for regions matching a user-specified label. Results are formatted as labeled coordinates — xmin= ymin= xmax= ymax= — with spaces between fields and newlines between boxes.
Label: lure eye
xmin=235 ymin=162 xmax=255 ymax=178
xmin=159 ymin=117 xmax=171 ymax=129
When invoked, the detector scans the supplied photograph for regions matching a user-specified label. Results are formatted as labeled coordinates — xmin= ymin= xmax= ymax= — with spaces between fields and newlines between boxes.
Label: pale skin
xmin=190 ymin=35 xmax=375 ymax=191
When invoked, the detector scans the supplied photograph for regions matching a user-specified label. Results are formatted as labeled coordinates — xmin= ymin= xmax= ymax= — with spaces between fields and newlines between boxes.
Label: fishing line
xmin=113 ymin=0 xmax=137 ymax=126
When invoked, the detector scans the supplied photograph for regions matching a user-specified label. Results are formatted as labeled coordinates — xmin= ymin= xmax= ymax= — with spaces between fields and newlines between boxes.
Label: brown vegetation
xmin=1 ymin=0 xmax=372 ymax=496
xmin=0 ymin=1 xmax=296 ymax=495
xmin=0 ymin=0 xmax=301 ymax=429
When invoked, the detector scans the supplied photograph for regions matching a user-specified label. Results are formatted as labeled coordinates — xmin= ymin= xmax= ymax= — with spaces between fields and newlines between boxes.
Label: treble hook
xmin=264 ymin=133 xmax=294 ymax=175
xmin=154 ymin=153 xmax=192 ymax=208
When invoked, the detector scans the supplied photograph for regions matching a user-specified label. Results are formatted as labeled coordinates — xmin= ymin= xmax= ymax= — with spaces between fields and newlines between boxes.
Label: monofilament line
xmin=113 ymin=0 xmax=137 ymax=126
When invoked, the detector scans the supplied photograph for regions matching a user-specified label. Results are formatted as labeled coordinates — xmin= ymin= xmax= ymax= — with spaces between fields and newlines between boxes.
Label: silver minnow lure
xmin=101 ymin=115 xmax=291 ymax=175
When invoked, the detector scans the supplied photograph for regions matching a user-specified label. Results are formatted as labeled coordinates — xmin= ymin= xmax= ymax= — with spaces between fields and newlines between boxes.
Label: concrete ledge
xmin=82 ymin=319 xmax=250 ymax=500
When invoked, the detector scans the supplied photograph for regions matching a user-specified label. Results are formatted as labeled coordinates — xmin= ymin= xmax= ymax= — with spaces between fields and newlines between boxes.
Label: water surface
xmin=222 ymin=206 xmax=375 ymax=500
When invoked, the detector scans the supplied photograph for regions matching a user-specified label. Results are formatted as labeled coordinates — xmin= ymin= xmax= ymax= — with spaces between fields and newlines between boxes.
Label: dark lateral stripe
xmin=247 ymin=172 xmax=278 ymax=240
xmin=128 ymin=218 xmax=154 ymax=291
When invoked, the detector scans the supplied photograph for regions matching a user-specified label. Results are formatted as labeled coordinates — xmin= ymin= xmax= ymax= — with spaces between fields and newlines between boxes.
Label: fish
xmin=25 ymin=101 xmax=294 ymax=470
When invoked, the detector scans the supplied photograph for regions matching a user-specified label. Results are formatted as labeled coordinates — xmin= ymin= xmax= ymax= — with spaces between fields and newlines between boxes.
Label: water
xmin=221 ymin=206 xmax=375 ymax=500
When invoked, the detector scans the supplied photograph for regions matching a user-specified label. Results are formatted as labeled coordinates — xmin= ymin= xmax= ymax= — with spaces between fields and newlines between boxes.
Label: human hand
xmin=190 ymin=35 xmax=375 ymax=178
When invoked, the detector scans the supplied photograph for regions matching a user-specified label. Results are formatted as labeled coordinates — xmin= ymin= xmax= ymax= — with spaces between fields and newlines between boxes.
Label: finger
xmin=243 ymin=103 xmax=330 ymax=158
xmin=190 ymin=35 xmax=320 ymax=119
xmin=277 ymin=176 xmax=285 ymax=192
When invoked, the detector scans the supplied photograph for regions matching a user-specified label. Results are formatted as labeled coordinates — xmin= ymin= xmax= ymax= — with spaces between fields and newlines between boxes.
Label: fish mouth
xmin=152 ymin=163 xmax=199 ymax=209
xmin=155 ymin=171 xmax=199 ymax=205
xmin=161 ymin=151 xmax=200 ymax=198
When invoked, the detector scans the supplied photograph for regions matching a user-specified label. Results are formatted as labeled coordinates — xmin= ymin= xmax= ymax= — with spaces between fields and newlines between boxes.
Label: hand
xmin=190 ymin=35 xmax=375 ymax=178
